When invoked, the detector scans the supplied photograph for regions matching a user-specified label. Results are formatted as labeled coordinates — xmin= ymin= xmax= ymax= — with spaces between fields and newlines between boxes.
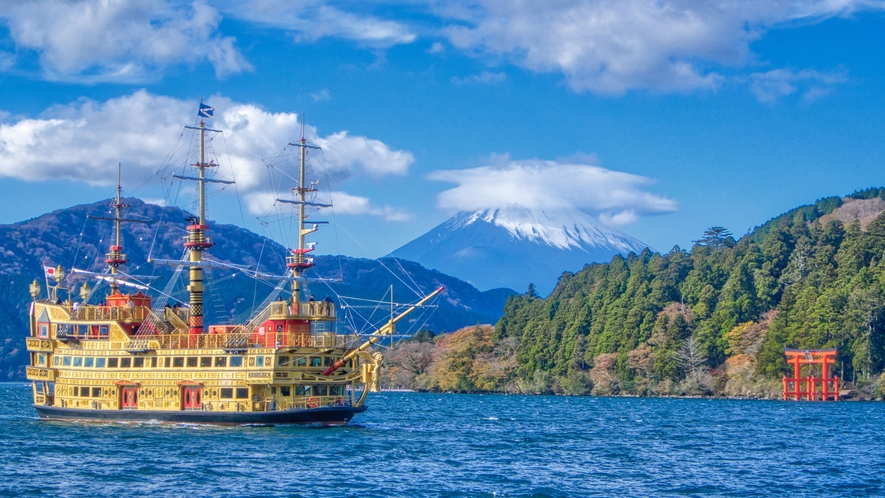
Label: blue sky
xmin=0 ymin=1 xmax=884 ymax=260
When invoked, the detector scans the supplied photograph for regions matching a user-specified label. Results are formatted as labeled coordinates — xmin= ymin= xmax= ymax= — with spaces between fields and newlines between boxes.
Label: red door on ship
xmin=120 ymin=386 xmax=138 ymax=409
xmin=182 ymin=386 xmax=201 ymax=410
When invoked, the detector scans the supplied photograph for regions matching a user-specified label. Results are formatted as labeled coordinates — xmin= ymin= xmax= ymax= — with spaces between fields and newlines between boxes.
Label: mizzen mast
xmin=106 ymin=164 xmax=128 ymax=295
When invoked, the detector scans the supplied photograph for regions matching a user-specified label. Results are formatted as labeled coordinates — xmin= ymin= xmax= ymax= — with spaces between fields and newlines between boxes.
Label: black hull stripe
xmin=33 ymin=404 xmax=367 ymax=426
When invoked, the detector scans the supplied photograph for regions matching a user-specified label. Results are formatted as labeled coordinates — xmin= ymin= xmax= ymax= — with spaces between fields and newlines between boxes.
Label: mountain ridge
xmin=389 ymin=206 xmax=648 ymax=294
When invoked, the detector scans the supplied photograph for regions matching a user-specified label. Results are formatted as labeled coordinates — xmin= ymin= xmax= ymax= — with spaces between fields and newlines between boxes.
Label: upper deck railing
xmin=146 ymin=331 xmax=360 ymax=350
xmin=71 ymin=305 xmax=148 ymax=322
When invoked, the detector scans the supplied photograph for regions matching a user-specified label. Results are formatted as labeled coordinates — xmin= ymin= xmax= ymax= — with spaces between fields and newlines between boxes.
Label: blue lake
xmin=1 ymin=382 xmax=883 ymax=496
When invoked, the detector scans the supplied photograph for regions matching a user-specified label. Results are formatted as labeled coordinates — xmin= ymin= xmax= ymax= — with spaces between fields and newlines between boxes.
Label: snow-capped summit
xmin=389 ymin=207 xmax=648 ymax=295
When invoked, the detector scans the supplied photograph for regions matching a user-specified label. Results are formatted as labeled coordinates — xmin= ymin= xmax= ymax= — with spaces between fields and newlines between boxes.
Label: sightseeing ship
xmin=24 ymin=104 xmax=441 ymax=425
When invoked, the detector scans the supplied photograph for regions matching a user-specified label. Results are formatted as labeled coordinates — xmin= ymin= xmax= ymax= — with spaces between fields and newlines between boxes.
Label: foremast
xmin=283 ymin=126 xmax=328 ymax=309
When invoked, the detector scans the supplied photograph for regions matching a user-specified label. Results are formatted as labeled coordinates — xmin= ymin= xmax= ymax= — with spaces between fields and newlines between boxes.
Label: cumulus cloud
xmin=217 ymin=0 xmax=416 ymax=47
xmin=451 ymin=71 xmax=506 ymax=85
xmin=0 ymin=90 xmax=415 ymax=219
xmin=434 ymin=0 xmax=881 ymax=95
xmin=0 ymin=0 xmax=250 ymax=81
xmin=748 ymin=68 xmax=848 ymax=103
xmin=328 ymin=191 xmax=412 ymax=221
xmin=430 ymin=157 xmax=676 ymax=225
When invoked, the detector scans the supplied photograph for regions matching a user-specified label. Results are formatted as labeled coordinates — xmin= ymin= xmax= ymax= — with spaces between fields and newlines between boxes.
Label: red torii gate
xmin=783 ymin=348 xmax=840 ymax=401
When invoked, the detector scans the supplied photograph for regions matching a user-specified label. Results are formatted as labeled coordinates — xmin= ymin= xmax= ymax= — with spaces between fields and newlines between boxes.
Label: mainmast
xmin=174 ymin=103 xmax=233 ymax=335
xmin=283 ymin=117 xmax=327 ymax=309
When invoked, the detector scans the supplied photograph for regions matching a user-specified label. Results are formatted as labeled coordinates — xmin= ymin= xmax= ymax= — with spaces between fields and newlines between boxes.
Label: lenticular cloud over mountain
xmin=429 ymin=158 xmax=677 ymax=225
xmin=392 ymin=158 xmax=673 ymax=294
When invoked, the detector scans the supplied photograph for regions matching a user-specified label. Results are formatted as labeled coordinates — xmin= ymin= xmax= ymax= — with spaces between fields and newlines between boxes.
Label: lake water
xmin=1 ymin=382 xmax=883 ymax=496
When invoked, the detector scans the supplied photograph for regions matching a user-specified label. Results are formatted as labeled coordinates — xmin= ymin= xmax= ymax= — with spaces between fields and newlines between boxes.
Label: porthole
xmin=139 ymin=389 xmax=144 ymax=396
xmin=212 ymin=389 xmax=217 ymax=397
xmin=165 ymin=389 xmax=170 ymax=396
xmin=111 ymin=389 xmax=116 ymax=396
xmin=148 ymin=390 xmax=153 ymax=397
xmin=204 ymin=389 xmax=209 ymax=397
xmin=103 ymin=389 xmax=108 ymax=396
xmin=173 ymin=389 xmax=178 ymax=396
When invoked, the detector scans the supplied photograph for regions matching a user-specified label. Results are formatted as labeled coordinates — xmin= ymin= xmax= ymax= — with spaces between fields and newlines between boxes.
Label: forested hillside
xmin=383 ymin=189 xmax=885 ymax=398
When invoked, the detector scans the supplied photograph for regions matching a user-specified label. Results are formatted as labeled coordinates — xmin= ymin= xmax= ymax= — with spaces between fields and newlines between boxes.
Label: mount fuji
xmin=388 ymin=207 xmax=649 ymax=295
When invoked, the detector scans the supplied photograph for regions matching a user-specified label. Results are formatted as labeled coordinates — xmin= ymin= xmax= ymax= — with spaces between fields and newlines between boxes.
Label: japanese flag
xmin=44 ymin=265 xmax=55 ymax=278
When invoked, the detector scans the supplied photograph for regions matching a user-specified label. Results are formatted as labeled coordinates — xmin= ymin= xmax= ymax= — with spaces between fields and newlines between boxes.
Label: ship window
xmin=62 ymin=356 xmax=71 ymax=367
xmin=235 ymin=388 xmax=249 ymax=399
xmin=280 ymin=386 xmax=291 ymax=397
xmin=200 ymin=357 xmax=212 ymax=367
xmin=173 ymin=357 xmax=184 ymax=368
xmin=214 ymin=357 xmax=226 ymax=367
xmin=96 ymin=358 xmax=106 ymax=368
xmin=186 ymin=357 xmax=197 ymax=368
xmin=256 ymin=356 xmax=264 ymax=367
xmin=91 ymin=387 xmax=101 ymax=397
xmin=108 ymin=358 xmax=118 ymax=368
xmin=165 ymin=357 xmax=171 ymax=368
xmin=99 ymin=326 xmax=109 ymax=336
xmin=296 ymin=386 xmax=308 ymax=396
xmin=228 ymin=356 xmax=243 ymax=367
xmin=278 ymin=356 xmax=289 ymax=366
xmin=315 ymin=385 xmax=327 ymax=396
xmin=77 ymin=325 xmax=88 ymax=336
xmin=324 ymin=357 xmax=332 ymax=366
xmin=310 ymin=357 xmax=321 ymax=367
xmin=79 ymin=387 xmax=89 ymax=397
xmin=120 ymin=358 xmax=132 ymax=368
xmin=53 ymin=356 xmax=59 ymax=366
xmin=36 ymin=353 xmax=47 ymax=366
xmin=73 ymin=357 xmax=83 ymax=367
xmin=84 ymin=357 xmax=94 ymax=368
xmin=295 ymin=357 xmax=307 ymax=366
xmin=151 ymin=357 xmax=158 ymax=368
xmin=333 ymin=386 xmax=345 ymax=396
xmin=220 ymin=388 xmax=233 ymax=399
xmin=39 ymin=324 xmax=49 ymax=337
xmin=133 ymin=358 xmax=144 ymax=368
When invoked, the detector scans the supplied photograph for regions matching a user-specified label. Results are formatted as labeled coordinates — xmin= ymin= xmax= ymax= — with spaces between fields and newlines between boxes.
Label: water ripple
xmin=1 ymin=385 xmax=885 ymax=496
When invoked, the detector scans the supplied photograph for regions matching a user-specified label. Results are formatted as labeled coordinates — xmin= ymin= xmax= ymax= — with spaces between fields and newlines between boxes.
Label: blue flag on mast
xmin=198 ymin=103 xmax=214 ymax=118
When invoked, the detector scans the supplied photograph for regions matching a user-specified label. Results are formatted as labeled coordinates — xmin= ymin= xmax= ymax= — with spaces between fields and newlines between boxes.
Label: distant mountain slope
xmin=389 ymin=207 xmax=648 ymax=294
xmin=0 ymin=198 xmax=514 ymax=379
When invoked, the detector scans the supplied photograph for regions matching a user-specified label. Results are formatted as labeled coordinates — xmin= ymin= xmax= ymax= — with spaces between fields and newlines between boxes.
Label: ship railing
xmin=71 ymin=304 xmax=148 ymax=322
xmin=251 ymin=395 xmax=350 ymax=412
xmin=146 ymin=331 xmax=360 ymax=350
xmin=267 ymin=300 xmax=337 ymax=320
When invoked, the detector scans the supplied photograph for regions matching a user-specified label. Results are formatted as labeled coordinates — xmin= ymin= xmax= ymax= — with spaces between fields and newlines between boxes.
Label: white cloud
xmin=434 ymin=0 xmax=883 ymax=95
xmin=0 ymin=0 xmax=250 ymax=81
xmin=428 ymin=41 xmax=445 ymax=54
xmin=748 ymin=68 xmax=848 ymax=103
xmin=429 ymin=157 xmax=676 ymax=225
xmin=217 ymin=0 xmax=416 ymax=47
xmin=451 ymin=71 xmax=506 ymax=85
xmin=309 ymin=89 xmax=331 ymax=102
xmin=0 ymin=90 xmax=415 ymax=217
xmin=329 ymin=191 xmax=412 ymax=221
